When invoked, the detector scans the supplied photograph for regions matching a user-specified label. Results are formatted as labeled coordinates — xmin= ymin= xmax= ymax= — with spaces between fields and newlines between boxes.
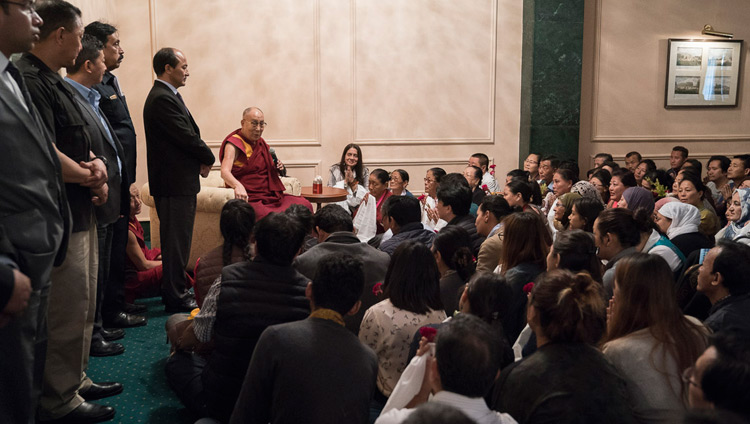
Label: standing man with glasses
xmin=0 ymin=1 xmax=69 ymax=422
xmin=144 ymin=47 xmax=215 ymax=313
xmin=218 ymin=106 xmax=311 ymax=220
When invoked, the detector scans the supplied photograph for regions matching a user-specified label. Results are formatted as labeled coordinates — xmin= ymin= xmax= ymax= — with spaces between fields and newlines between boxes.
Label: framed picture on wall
xmin=665 ymin=39 xmax=743 ymax=108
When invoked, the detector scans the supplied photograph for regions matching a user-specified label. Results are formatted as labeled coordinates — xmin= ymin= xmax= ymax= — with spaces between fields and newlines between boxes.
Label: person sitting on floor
xmin=229 ymin=254 xmax=378 ymax=424
xmin=125 ymin=185 xmax=195 ymax=303
xmin=193 ymin=199 xmax=255 ymax=307
xmin=379 ymin=196 xmax=436 ymax=256
xmin=219 ymin=107 xmax=312 ymax=219
xmin=165 ymin=213 xmax=311 ymax=422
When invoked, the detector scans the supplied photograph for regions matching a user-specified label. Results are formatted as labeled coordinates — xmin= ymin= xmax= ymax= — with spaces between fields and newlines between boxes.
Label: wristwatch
xmin=93 ymin=155 xmax=108 ymax=166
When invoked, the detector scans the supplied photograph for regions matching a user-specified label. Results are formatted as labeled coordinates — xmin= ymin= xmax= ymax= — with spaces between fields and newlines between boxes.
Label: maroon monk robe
xmin=219 ymin=130 xmax=312 ymax=219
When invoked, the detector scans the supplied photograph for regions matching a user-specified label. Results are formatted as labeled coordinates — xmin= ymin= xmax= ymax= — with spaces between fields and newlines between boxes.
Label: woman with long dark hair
xmin=547 ymin=229 xmax=603 ymax=282
xmin=678 ymin=170 xmax=720 ymax=238
xmin=359 ymin=241 xmax=445 ymax=409
xmin=569 ymin=197 xmax=604 ymax=233
xmin=433 ymin=226 xmax=476 ymax=316
xmin=328 ymin=143 xmax=369 ymax=187
xmin=603 ymin=253 xmax=708 ymax=423
xmin=503 ymin=178 xmax=543 ymax=214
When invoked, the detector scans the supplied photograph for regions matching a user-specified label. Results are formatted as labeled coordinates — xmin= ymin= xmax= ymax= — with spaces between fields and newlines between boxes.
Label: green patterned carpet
xmin=87 ymin=296 xmax=195 ymax=424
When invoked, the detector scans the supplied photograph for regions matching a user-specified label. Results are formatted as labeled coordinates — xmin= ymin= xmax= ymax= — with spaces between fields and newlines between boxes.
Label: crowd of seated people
xmin=4 ymin=3 xmax=750 ymax=421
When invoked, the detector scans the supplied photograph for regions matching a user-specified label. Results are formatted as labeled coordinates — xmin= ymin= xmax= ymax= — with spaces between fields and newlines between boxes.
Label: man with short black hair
xmin=166 ymin=213 xmax=311 ymax=422
xmin=624 ymin=151 xmax=642 ymax=172
xmin=230 ymin=254 xmax=378 ymax=424
xmin=436 ymin=174 xmax=482 ymax=255
xmin=376 ymin=314 xmax=516 ymax=424
xmin=144 ymin=46 xmax=215 ymax=313
xmin=706 ymin=155 xmax=731 ymax=215
xmin=469 ymin=153 xmax=499 ymax=192
xmin=537 ymin=155 xmax=559 ymax=191
xmin=594 ymin=153 xmax=613 ymax=168
xmin=668 ymin=145 xmax=689 ymax=179
xmin=696 ymin=240 xmax=750 ymax=335
xmin=379 ymin=196 xmax=436 ymax=256
xmin=294 ymin=204 xmax=390 ymax=333
xmin=728 ymin=154 xmax=750 ymax=186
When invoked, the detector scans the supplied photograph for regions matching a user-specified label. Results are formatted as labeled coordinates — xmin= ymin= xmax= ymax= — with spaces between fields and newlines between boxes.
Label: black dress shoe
xmin=89 ymin=340 xmax=125 ymax=357
xmin=80 ymin=381 xmax=124 ymax=401
xmin=164 ymin=297 xmax=198 ymax=313
xmin=100 ymin=328 xmax=125 ymax=341
xmin=103 ymin=311 xmax=147 ymax=328
xmin=123 ymin=302 xmax=147 ymax=314
xmin=40 ymin=401 xmax=115 ymax=423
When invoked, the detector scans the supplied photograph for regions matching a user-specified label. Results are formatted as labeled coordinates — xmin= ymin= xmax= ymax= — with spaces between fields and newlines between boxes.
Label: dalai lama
xmin=219 ymin=107 xmax=312 ymax=218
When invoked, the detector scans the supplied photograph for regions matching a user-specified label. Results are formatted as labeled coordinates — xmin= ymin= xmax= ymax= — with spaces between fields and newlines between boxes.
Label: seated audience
xmin=601 ymin=160 xmax=620 ymax=175
xmin=594 ymin=208 xmax=645 ymax=298
xmin=553 ymin=192 xmax=581 ymax=232
xmin=547 ymin=230 xmax=603 ymax=283
xmin=546 ymin=168 xmax=578 ymax=237
xmin=602 ymin=253 xmax=708 ymax=423
xmin=609 ymin=169 xmax=637 ymax=208
xmin=464 ymin=165 xmax=487 ymax=205
xmin=634 ymin=159 xmax=656 ymax=187
xmin=329 ymin=143 xmax=369 ymax=187
xmin=363 ymin=169 xmax=393 ymax=235
xmin=668 ymin=146 xmax=689 ymax=179
xmin=165 ymin=213 xmax=310 ymax=422
xmin=219 ymin=107 xmax=312 ymax=219
xmin=506 ymin=169 xmax=530 ymax=185
xmin=436 ymin=174 xmax=483 ymax=255
xmin=705 ymin=156 xmax=731 ymax=222
xmin=432 ymin=226 xmax=475 ymax=316
xmin=624 ymin=151 xmax=642 ymax=173
xmin=568 ymin=197 xmax=604 ymax=233
xmin=589 ymin=168 xmax=611 ymax=204
xmin=380 ymin=196 xmax=436 ymax=256
xmin=655 ymin=202 xmax=713 ymax=259
xmin=420 ymin=168 xmax=448 ymax=231
xmin=696 ymin=241 xmax=750 ymax=335
xmin=524 ymin=153 xmax=542 ymax=181
xmin=390 ymin=169 xmax=413 ymax=197
xmin=475 ymin=195 xmax=514 ymax=273
xmin=537 ymin=155 xmax=559 ymax=193
xmin=594 ymin=152 xmax=614 ymax=167
xmin=727 ymin=154 xmax=750 ymax=187
xmin=499 ymin=212 xmax=551 ymax=344
xmin=229 ymin=255 xmax=378 ymax=424
xmin=678 ymin=171 xmax=720 ymax=238
xmin=491 ymin=269 xmax=635 ymax=424
xmin=378 ymin=314 xmax=516 ymax=424
xmin=294 ymin=204 xmax=390 ymax=334
xmin=571 ymin=180 xmax=604 ymax=205
xmin=469 ymin=153 xmax=499 ymax=193
xmin=620 ymin=186 xmax=655 ymax=215
xmin=503 ymin=178 xmax=543 ymax=215
xmin=686 ymin=330 xmax=750 ymax=420
xmin=193 ymin=199 xmax=255 ymax=307
xmin=359 ymin=241 xmax=446 ymax=410
xmin=284 ymin=203 xmax=317 ymax=253
xmin=683 ymin=158 xmax=703 ymax=176
xmin=715 ymin=188 xmax=750 ymax=246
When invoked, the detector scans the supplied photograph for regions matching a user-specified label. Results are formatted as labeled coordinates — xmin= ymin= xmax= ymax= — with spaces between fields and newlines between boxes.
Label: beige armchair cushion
xmin=141 ymin=170 xmax=301 ymax=270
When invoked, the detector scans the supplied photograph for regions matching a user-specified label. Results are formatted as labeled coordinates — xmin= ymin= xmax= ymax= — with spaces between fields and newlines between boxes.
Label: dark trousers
xmin=165 ymin=351 xmax=208 ymax=418
xmin=0 ymin=278 xmax=50 ymax=424
xmin=154 ymin=195 xmax=196 ymax=305
xmin=104 ymin=215 xmax=129 ymax=315
xmin=92 ymin=223 xmax=113 ymax=342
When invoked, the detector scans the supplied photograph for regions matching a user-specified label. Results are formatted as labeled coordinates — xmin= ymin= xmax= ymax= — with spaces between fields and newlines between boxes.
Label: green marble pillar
xmin=519 ymin=0 xmax=584 ymax=165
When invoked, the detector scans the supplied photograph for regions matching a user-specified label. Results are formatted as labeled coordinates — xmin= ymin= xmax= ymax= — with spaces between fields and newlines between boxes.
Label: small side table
xmin=300 ymin=186 xmax=348 ymax=211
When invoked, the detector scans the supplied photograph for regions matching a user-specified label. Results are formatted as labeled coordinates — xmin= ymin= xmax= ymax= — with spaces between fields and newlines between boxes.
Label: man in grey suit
xmin=0 ymin=2 xmax=67 ymax=423
xmin=294 ymin=205 xmax=391 ymax=333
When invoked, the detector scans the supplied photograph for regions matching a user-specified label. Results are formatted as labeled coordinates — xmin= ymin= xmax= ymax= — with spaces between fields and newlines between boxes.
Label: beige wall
xmin=71 ymin=0 xmax=523 ymax=218
xmin=580 ymin=0 xmax=750 ymax=173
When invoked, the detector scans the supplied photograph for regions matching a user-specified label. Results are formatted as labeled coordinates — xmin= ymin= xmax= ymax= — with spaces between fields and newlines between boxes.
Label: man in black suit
xmin=85 ymin=21 xmax=147 ymax=328
xmin=144 ymin=47 xmax=215 ymax=312
xmin=0 ymin=3 xmax=68 ymax=423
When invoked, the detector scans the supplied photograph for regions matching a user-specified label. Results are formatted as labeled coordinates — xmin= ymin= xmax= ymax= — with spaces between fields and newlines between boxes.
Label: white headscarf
xmin=659 ymin=202 xmax=701 ymax=239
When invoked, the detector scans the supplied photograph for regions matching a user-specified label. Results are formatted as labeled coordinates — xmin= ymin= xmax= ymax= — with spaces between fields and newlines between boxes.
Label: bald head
xmin=240 ymin=107 xmax=265 ymax=141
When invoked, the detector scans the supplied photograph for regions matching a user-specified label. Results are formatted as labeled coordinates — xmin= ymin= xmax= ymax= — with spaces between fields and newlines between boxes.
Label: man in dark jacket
xmin=379 ymin=196 xmax=436 ymax=256
xmin=436 ymin=174 xmax=483 ymax=256
xmin=294 ymin=205 xmax=390 ymax=334
xmin=697 ymin=240 xmax=750 ymax=335
xmin=165 ymin=213 xmax=311 ymax=422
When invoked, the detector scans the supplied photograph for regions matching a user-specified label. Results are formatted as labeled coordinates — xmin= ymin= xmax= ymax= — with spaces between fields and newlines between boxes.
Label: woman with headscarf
xmin=619 ymin=186 xmax=655 ymax=215
xmin=655 ymin=202 xmax=713 ymax=259
xmin=572 ymin=180 xmax=604 ymax=205
xmin=715 ymin=188 xmax=750 ymax=246
xmin=553 ymin=192 xmax=582 ymax=232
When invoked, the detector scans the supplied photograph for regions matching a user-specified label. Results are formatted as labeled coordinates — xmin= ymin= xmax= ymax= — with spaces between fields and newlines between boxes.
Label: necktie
xmin=5 ymin=62 xmax=31 ymax=111
xmin=175 ymin=91 xmax=191 ymax=115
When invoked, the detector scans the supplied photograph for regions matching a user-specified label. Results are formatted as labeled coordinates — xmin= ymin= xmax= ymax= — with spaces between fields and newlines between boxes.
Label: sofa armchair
xmin=141 ymin=171 xmax=301 ymax=271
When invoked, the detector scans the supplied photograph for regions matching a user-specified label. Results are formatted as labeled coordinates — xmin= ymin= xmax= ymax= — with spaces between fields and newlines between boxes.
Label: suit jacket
xmin=143 ymin=81 xmax=215 ymax=196
xmin=0 ymin=66 xmax=67 ymax=289
xmin=293 ymin=231 xmax=391 ymax=334
xmin=70 ymin=85 xmax=125 ymax=225
xmin=94 ymin=71 xmax=137 ymax=186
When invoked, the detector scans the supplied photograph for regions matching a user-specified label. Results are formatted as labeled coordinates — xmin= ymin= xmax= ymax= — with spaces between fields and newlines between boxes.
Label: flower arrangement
xmin=646 ymin=178 xmax=669 ymax=199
